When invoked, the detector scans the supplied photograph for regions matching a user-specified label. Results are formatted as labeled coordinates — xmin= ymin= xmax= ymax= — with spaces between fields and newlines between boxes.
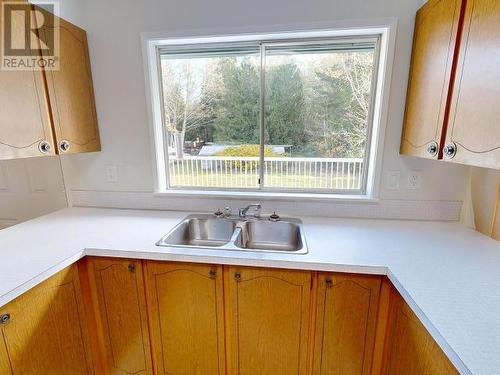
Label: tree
xmin=161 ymin=59 xmax=217 ymax=158
xmin=212 ymin=57 xmax=260 ymax=144
xmin=265 ymin=62 xmax=305 ymax=147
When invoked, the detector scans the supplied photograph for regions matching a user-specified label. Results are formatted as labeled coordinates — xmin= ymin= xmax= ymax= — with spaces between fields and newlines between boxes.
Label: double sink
xmin=156 ymin=213 xmax=308 ymax=254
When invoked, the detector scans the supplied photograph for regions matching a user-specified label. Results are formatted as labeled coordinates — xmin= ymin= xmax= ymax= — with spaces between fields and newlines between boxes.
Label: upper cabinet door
xmin=39 ymin=13 xmax=101 ymax=154
xmin=226 ymin=267 xmax=311 ymax=375
xmin=400 ymin=0 xmax=464 ymax=159
xmin=0 ymin=3 xmax=55 ymax=159
xmin=446 ymin=0 xmax=500 ymax=169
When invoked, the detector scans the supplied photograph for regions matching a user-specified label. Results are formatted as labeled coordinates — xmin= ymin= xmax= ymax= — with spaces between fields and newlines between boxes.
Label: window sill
xmin=153 ymin=189 xmax=379 ymax=203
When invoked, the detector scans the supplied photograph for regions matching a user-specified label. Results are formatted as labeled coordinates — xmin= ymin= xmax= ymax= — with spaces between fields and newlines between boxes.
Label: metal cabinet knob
xmin=427 ymin=142 xmax=438 ymax=157
xmin=209 ymin=269 xmax=217 ymax=279
xmin=38 ymin=141 xmax=51 ymax=154
xmin=443 ymin=142 xmax=457 ymax=159
xmin=59 ymin=140 xmax=70 ymax=152
xmin=234 ymin=272 xmax=241 ymax=282
xmin=325 ymin=279 xmax=333 ymax=288
xmin=0 ymin=313 xmax=10 ymax=324
xmin=128 ymin=263 xmax=135 ymax=272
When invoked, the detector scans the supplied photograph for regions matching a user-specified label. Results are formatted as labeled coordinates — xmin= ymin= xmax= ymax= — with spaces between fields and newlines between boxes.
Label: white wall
xmin=60 ymin=0 xmax=468 ymax=217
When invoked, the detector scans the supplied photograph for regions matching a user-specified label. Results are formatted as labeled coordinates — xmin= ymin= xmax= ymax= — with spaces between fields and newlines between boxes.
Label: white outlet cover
xmin=105 ymin=165 xmax=118 ymax=183
xmin=407 ymin=171 xmax=421 ymax=190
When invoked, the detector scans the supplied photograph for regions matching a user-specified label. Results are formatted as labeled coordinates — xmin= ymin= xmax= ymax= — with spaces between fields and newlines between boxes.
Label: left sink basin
xmin=156 ymin=214 xmax=236 ymax=248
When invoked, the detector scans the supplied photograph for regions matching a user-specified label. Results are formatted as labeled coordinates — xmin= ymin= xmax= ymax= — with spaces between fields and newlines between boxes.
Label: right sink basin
xmin=234 ymin=220 xmax=306 ymax=253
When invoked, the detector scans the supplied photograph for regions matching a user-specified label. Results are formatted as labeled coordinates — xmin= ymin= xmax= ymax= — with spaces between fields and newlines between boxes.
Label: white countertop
xmin=1 ymin=207 xmax=499 ymax=375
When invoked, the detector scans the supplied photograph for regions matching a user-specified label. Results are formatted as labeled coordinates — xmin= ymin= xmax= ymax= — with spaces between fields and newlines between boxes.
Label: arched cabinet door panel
xmin=446 ymin=0 xmax=500 ymax=169
xmin=85 ymin=258 xmax=153 ymax=375
xmin=400 ymin=0 xmax=464 ymax=159
xmin=225 ymin=266 xmax=312 ymax=375
xmin=38 ymin=11 xmax=100 ymax=155
xmin=0 ymin=2 xmax=55 ymax=159
xmin=0 ymin=265 xmax=94 ymax=374
xmin=144 ymin=261 xmax=226 ymax=375
xmin=313 ymin=273 xmax=381 ymax=375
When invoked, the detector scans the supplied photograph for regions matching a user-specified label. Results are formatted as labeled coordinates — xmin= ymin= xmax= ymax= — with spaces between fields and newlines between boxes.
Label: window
xmin=152 ymin=32 xmax=383 ymax=195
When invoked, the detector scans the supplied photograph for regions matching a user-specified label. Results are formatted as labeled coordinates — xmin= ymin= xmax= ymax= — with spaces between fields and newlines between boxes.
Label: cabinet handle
xmin=234 ymin=272 xmax=241 ymax=282
xmin=443 ymin=142 xmax=457 ymax=159
xmin=128 ymin=263 xmax=135 ymax=272
xmin=59 ymin=140 xmax=70 ymax=152
xmin=427 ymin=142 xmax=438 ymax=157
xmin=325 ymin=278 xmax=333 ymax=288
xmin=38 ymin=141 xmax=51 ymax=154
xmin=0 ymin=313 xmax=10 ymax=324
xmin=209 ymin=269 xmax=217 ymax=279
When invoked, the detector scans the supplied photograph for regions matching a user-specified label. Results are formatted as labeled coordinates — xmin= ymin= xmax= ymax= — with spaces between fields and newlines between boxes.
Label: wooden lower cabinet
xmin=0 ymin=265 xmax=94 ymax=374
xmin=83 ymin=258 xmax=153 ymax=375
xmin=314 ymin=273 xmax=381 ymax=375
xmin=0 ymin=259 xmax=462 ymax=375
xmin=382 ymin=290 xmax=458 ymax=375
xmin=225 ymin=266 xmax=312 ymax=375
xmin=143 ymin=261 xmax=226 ymax=375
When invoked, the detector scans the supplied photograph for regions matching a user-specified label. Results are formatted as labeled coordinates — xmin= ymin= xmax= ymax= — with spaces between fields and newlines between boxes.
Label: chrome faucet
xmin=238 ymin=203 xmax=262 ymax=218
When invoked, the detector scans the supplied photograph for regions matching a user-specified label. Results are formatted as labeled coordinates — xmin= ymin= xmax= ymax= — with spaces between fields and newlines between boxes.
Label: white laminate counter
xmin=1 ymin=207 xmax=499 ymax=375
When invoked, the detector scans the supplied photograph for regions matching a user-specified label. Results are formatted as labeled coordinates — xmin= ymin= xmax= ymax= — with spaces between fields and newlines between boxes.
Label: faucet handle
xmin=223 ymin=207 xmax=232 ymax=217
xmin=253 ymin=205 xmax=261 ymax=218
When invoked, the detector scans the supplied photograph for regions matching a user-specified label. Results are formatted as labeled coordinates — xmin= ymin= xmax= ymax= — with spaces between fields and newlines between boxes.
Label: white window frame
xmin=142 ymin=22 xmax=396 ymax=201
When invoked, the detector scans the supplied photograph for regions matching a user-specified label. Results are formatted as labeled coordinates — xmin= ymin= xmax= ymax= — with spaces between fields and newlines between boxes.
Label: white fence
xmin=168 ymin=156 xmax=364 ymax=190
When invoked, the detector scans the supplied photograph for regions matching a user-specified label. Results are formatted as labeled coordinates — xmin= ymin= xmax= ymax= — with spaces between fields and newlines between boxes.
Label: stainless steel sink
xmin=157 ymin=214 xmax=307 ymax=254
xmin=157 ymin=215 xmax=235 ymax=248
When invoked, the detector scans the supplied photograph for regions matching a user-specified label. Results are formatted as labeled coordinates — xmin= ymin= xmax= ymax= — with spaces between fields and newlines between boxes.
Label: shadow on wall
xmin=0 ymin=157 xmax=67 ymax=229
xmin=461 ymin=167 xmax=500 ymax=240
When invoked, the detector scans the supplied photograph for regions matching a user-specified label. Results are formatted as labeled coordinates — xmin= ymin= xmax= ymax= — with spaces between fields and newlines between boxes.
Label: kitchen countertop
xmin=1 ymin=207 xmax=499 ymax=375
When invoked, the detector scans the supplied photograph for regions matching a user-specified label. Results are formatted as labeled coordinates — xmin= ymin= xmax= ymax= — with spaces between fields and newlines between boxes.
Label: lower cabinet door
xmin=313 ymin=273 xmax=381 ymax=375
xmin=86 ymin=258 xmax=153 ymax=375
xmin=144 ymin=261 xmax=225 ymax=375
xmin=383 ymin=293 xmax=458 ymax=375
xmin=226 ymin=266 xmax=312 ymax=375
xmin=0 ymin=265 xmax=94 ymax=374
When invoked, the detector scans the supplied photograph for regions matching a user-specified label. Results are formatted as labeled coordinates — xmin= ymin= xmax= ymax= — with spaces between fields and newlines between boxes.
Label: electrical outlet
xmin=386 ymin=171 xmax=400 ymax=190
xmin=407 ymin=171 xmax=421 ymax=190
xmin=105 ymin=165 xmax=118 ymax=183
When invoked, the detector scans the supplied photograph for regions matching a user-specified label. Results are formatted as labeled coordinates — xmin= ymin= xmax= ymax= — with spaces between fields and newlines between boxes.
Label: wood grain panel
xmin=226 ymin=266 xmax=311 ymax=375
xmin=0 ymin=2 xmax=54 ymax=159
xmin=447 ymin=0 xmax=500 ymax=169
xmin=383 ymin=290 xmax=458 ymax=375
xmin=313 ymin=273 xmax=381 ymax=375
xmin=87 ymin=258 xmax=152 ymax=375
xmin=0 ymin=265 xmax=94 ymax=374
xmin=144 ymin=261 xmax=225 ymax=375
xmin=400 ymin=0 xmax=463 ymax=159
xmin=38 ymin=13 xmax=100 ymax=154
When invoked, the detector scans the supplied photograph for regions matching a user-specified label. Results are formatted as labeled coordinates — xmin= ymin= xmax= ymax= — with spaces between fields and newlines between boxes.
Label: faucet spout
xmin=238 ymin=203 xmax=262 ymax=218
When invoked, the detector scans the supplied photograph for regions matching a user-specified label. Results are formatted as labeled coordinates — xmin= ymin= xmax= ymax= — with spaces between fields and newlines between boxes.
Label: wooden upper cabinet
xmin=225 ymin=266 xmax=311 ymax=375
xmin=0 ymin=2 xmax=55 ymax=159
xmin=38 ymin=13 xmax=101 ymax=154
xmin=144 ymin=261 xmax=226 ymax=375
xmin=383 ymin=291 xmax=458 ymax=375
xmin=84 ymin=258 xmax=153 ymax=375
xmin=401 ymin=0 xmax=464 ymax=159
xmin=446 ymin=0 xmax=500 ymax=169
xmin=313 ymin=273 xmax=381 ymax=375
xmin=0 ymin=4 xmax=100 ymax=160
xmin=0 ymin=265 xmax=94 ymax=374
